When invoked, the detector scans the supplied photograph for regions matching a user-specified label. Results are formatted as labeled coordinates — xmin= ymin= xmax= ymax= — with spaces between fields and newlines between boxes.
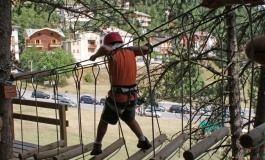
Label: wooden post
xmin=128 ymin=134 xmax=167 ymax=160
xmin=240 ymin=123 xmax=265 ymax=148
xmin=12 ymin=99 xmax=69 ymax=146
xmin=0 ymin=117 xmax=2 ymax=129
xmin=34 ymin=144 xmax=81 ymax=160
xmin=18 ymin=140 xmax=65 ymax=160
xmin=183 ymin=127 xmax=229 ymax=160
xmin=150 ymin=133 xmax=188 ymax=160
xmin=225 ymin=5 xmax=244 ymax=159
xmin=0 ymin=117 xmax=2 ymax=142
xmin=251 ymin=66 xmax=265 ymax=159
xmin=53 ymin=143 xmax=94 ymax=160
xmin=59 ymin=105 xmax=67 ymax=146
xmin=11 ymin=102 xmax=14 ymax=140
xmin=90 ymin=138 xmax=125 ymax=160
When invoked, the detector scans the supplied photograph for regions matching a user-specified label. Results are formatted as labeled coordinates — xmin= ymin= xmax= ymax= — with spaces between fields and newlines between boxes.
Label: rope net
xmin=10 ymin=1 xmax=265 ymax=159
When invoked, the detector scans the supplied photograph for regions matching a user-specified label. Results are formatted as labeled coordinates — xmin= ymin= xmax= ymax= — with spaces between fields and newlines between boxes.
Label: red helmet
xmin=103 ymin=32 xmax=123 ymax=45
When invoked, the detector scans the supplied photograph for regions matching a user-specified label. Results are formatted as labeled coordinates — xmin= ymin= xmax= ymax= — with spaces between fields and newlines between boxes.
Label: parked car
xmin=31 ymin=91 xmax=50 ymax=99
xmin=145 ymin=103 xmax=165 ymax=112
xmin=198 ymin=107 xmax=211 ymax=116
xmin=136 ymin=97 xmax=146 ymax=106
xmin=80 ymin=95 xmax=99 ymax=104
xmin=59 ymin=99 xmax=77 ymax=108
xmin=168 ymin=104 xmax=189 ymax=114
xmin=52 ymin=93 xmax=70 ymax=101
xmin=144 ymin=108 xmax=161 ymax=118
xmin=99 ymin=97 xmax=106 ymax=105
xmin=136 ymin=57 xmax=144 ymax=63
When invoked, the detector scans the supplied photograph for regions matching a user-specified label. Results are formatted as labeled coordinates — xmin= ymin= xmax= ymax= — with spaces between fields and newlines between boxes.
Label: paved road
xmin=17 ymin=90 xmax=204 ymax=120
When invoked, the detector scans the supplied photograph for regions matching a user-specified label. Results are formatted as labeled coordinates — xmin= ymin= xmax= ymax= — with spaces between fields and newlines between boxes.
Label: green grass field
xmin=14 ymin=105 xmax=196 ymax=159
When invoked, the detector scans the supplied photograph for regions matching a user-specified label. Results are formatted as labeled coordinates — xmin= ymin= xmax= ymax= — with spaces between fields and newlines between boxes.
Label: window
xmin=12 ymin=45 xmax=15 ymax=51
xmin=11 ymin=36 xmax=15 ymax=42
xmin=77 ymin=49 xmax=79 ymax=53
xmin=36 ymin=40 xmax=40 ymax=44
xmin=51 ymin=39 xmax=57 ymax=44
xmin=88 ymin=40 xmax=95 ymax=45
xmin=50 ymin=33 xmax=54 ymax=36
xmin=73 ymin=49 xmax=75 ymax=53
xmin=77 ymin=41 xmax=79 ymax=45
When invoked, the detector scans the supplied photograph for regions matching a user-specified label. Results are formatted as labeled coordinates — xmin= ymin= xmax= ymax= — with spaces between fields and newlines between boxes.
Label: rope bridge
xmin=8 ymin=2 xmax=264 ymax=160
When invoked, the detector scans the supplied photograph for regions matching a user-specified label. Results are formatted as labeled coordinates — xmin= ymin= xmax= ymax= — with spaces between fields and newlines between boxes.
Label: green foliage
xmin=84 ymin=73 xmax=93 ymax=83
xmin=19 ymin=47 xmax=45 ymax=71
xmin=139 ymin=56 xmax=205 ymax=103
xmin=151 ymin=51 xmax=157 ymax=58
xmin=19 ymin=47 xmax=75 ymax=82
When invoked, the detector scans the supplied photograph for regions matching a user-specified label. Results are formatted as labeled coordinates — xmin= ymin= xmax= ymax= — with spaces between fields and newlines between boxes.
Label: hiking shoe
xmin=90 ymin=143 xmax=102 ymax=155
xmin=137 ymin=137 xmax=152 ymax=150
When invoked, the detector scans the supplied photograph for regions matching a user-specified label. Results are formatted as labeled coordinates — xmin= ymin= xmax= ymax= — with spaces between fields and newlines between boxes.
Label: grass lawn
xmin=13 ymin=105 xmax=194 ymax=159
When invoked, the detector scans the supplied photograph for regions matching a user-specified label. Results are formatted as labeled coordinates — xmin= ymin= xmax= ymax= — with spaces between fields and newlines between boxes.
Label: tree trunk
xmin=0 ymin=0 xmax=13 ymax=159
xmin=225 ymin=6 xmax=244 ymax=160
xmin=250 ymin=67 xmax=265 ymax=160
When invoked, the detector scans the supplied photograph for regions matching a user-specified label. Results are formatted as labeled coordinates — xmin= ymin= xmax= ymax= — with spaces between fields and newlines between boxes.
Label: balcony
xmin=88 ymin=44 xmax=97 ymax=49
xmin=49 ymin=43 xmax=61 ymax=47
xmin=26 ymin=43 xmax=43 ymax=48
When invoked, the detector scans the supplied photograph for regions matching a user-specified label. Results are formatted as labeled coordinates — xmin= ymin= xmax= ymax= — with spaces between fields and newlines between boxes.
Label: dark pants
xmin=101 ymin=97 xmax=136 ymax=125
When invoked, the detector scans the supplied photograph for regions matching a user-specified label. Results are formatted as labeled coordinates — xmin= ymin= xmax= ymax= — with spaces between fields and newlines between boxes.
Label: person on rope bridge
xmin=202 ymin=0 xmax=265 ymax=66
xmin=89 ymin=32 xmax=152 ymax=155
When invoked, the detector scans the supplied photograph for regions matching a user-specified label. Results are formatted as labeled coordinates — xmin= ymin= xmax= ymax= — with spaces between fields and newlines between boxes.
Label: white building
xmin=58 ymin=4 xmax=93 ymax=28
xmin=130 ymin=11 xmax=151 ymax=28
xmin=62 ymin=32 xmax=101 ymax=65
xmin=62 ymin=27 xmax=133 ymax=65
xmin=11 ymin=26 xmax=20 ymax=61
xmin=101 ymin=26 xmax=133 ymax=47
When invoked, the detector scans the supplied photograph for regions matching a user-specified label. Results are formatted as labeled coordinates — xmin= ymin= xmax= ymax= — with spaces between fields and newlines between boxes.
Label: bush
xmin=84 ymin=73 xmax=93 ymax=83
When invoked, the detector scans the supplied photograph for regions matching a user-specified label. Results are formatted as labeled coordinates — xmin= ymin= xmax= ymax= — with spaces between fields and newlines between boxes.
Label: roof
xmin=134 ymin=11 xmax=151 ymax=17
xmin=12 ymin=25 xmax=20 ymax=28
xmin=151 ymin=36 xmax=168 ymax=42
xmin=194 ymin=31 xmax=209 ymax=37
xmin=24 ymin=28 xmax=65 ymax=38
xmin=101 ymin=26 xmax=132 ymax=37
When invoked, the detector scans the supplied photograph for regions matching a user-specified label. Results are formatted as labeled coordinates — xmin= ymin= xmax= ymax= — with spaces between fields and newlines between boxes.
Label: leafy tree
xmin=17 ymin=47 xmax=44 ymax=71
xmin=19 ymin=47 xmax=75 ymax=82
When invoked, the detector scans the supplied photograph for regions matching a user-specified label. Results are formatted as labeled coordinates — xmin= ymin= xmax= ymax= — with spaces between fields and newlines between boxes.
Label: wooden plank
xmin=13 ymin=140 xmax=39 ymax=160
xmin=151 ymin=133 xmax=188 ymax=160
xmin=12 ymin=99 xmax=67 ymax=110
xmin=240 ymin=122 xmax=265 ymax=148
xmin=13 ymin=143 xmax=38 ymax=151
xmin=13 ymin=140 xmax=39 ymax=150
xmin=183 ymin=127 xmax=229 ymax=160
xmin=53 ymin=143 xmax=94 ymax=160
xmin=59 ymin=105 xmax=67 ymax=146
xmin=18 ymin=140 xmax=65 ymax=160
xmin=128 ymin=134 xmax=167 ymax=160
xmin=13 ymin=113 xmax=69 ymax=126
xmin=34 ymin=144 xmax=81 ymax=160
xmin=90 ymin=138 xmax=125 ymax=160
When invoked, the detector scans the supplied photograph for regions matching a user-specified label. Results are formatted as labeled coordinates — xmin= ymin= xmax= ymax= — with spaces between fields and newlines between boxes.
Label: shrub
xmin=84 ymin=73 xmax=93 ymax=83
